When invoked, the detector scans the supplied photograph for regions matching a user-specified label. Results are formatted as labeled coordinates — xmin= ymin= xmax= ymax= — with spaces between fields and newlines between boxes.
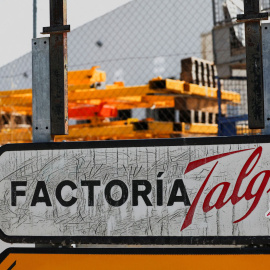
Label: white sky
xmin=0 ymin=0 xmax=131 ymax=68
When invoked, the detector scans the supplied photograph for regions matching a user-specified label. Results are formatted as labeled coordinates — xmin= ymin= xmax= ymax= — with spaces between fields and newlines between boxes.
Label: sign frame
xmin=1 ymin=135 xmax=270 ymax=245
xmin=2 ymin=247 xmax=270 ymax=269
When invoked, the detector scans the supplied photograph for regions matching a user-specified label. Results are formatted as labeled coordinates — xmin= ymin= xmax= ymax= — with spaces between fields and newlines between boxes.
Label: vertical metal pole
xmin=212 ymin=0 xmax=217 ymax=26
xmin=42 ymin=0 xmax=70 ymax=136
xmin=237 ymin=0 xmax=268 ymax=129
xmin=262 ymin=23 xmax=270 ymax=134
xmin=33 ymin=0 xmax=37 ymax=38
xmin=32 ymin=37 xmax=51 ymax=142
xmin=217 ymin=78 xmax=222 ymax=136
xmin=245 ymin=1 xmax=264 ymax=129
xmin=211 ymin=0 xmax=217 ymax=89
xmin=33 ymin=1 xmax=69 ymax=247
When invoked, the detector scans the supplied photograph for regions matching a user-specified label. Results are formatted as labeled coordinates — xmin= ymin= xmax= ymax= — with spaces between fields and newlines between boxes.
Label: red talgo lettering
xmin=202 ymin=182 xmax=230 ymax=212
xmin=181 ymin=147 xmax=270 ymax=231
xmin=230 ymin=147 xmax=262 ymax=205
xmin=234 ymin=170 xmax=270 ymax=223
xmin=181 ymin=162 xmax=218 ymax=231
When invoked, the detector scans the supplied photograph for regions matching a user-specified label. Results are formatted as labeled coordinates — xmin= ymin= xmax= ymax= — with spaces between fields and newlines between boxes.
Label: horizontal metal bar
xmin=219 ymin=115 xmax=248 ymax=123
xmin=42 ymin=25 xmax=70 ymax=34
xmin=237 ymin=12 xmax=268 ymax=23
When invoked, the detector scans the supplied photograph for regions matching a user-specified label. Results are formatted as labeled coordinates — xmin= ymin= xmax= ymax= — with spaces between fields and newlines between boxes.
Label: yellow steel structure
xmin=0 ymin=68 xmax=242 ymax=143
xmin=0 ymin=84 xmax=239 ymax=110
xmin=0 ymin=122 xmax=223 ymax=144
xmin=149 ymin=78 xmax=240 ymax=103
xmin=0 ymin=73 xmax=240 ymax=114
xmin=181 ymin=123 xmax=218 ymax=135
xmin=0 ymin=121 xmax=175 ymax=143
xmin=68 ymin=66 xmax=106 ymax=86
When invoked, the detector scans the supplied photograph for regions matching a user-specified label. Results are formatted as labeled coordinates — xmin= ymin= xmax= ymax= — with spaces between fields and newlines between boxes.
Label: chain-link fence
xmin=0 ymin=0 xmax=259 ymax=144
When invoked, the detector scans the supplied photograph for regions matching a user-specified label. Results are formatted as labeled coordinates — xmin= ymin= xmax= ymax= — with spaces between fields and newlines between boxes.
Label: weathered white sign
xmin=1 ymin=137 xmax=270 ymax=244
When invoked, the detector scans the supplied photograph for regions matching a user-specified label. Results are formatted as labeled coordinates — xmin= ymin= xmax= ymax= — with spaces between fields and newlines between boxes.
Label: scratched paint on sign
xmin=0 ymin=143 xmax=270 ymax=237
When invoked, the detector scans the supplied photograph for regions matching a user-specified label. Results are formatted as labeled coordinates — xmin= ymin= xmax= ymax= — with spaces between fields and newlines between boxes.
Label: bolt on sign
xmin=2 ymin=136 xmax=270 ymax=244
xmin=1 ymin=248 xmax=270 ymax=270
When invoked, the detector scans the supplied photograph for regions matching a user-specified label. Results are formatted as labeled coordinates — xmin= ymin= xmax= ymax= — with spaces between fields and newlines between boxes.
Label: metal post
xmin=33 ymin=1 xmax=70 ymax=248
xmin=33 ymin=0 xmax=37 ymax=38
xmin=262 ymin=23 xmax=270 ymax=134
xmin=217 ymin=78 xmax=222 ymax=136
xmin=237 ymin=0 xmax=268 ymax=129
xmin=42 ymin=0 xmax=70 ymax=136
xmin=32 ymin=37 xmax=52 ymax=142
xmin=211 ymin=0 xmax=217 ymax=26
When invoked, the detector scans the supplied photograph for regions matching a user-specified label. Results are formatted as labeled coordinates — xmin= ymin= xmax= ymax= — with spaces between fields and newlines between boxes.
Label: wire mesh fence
xmin=0 ymin=0 xmax=259 ymax=144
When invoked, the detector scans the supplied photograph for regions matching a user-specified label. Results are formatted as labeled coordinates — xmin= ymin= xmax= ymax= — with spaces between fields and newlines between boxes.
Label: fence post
xmin=42 ymin=0 xmax=70 ymax=136
xmin=237 ymin=0 xmax=268 ymax=129
xmin=262 ymin=23 xmax=270 ymax=134
xmin=217 ymin=78 xmax=222 ymax=136
xmin=32 ymin=37 xmax=51 ymax=143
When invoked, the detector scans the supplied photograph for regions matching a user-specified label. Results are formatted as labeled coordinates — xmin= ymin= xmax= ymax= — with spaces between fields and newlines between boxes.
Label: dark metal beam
xmin=237 ymin=0 xmax=268 ymax=129
xmin=43 ymin=0 xmax=70 ymax=136
xmin=244 ymin=0 xmax=260 ymax=14
xmin=33 ymin=0 xmax=37 ymax=38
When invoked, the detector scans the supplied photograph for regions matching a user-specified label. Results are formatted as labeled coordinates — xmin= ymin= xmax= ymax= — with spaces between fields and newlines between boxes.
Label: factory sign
xmin=1 ymin=136 xmax=270 ymax=244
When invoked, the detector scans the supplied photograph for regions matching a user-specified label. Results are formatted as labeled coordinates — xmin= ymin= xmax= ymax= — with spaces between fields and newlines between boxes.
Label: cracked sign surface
xmin=1 ymin=138 xmax=270 ymax=241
